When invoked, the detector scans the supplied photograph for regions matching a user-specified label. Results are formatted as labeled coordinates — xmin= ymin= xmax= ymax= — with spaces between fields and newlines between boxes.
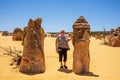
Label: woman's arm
xmin=55 ymin=38 xmax=59 ymax=52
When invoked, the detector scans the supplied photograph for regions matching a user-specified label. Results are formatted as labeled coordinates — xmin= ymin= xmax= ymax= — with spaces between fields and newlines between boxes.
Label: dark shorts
xmin=58 ymin=48 xmax=67 ymax=62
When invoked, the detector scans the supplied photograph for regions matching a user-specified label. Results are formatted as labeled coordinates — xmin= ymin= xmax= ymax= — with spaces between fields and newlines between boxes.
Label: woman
xmin=56 ymin=30 xmax=71 ymax=69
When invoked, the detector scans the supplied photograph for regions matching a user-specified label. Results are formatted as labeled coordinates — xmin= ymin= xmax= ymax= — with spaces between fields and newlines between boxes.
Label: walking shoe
xmin=60 ymin=66 xmax=63 ymax=69
xmin=64 ymin=65 xmax=68 ymax=69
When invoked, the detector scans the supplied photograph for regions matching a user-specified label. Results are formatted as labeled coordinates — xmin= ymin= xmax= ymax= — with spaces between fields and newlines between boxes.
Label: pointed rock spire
xmin=73 ymin=16 xmax=90 ymax=29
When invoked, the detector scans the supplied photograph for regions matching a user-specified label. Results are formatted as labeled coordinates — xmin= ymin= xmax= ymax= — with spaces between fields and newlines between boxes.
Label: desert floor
xmin=0 ymin=33 xmax=120 ymax=80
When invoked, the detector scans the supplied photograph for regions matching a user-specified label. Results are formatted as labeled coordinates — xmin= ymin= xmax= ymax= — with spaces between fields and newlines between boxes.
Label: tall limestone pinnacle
xmin=72 ymin=16 xmax=90 ymax=74
xmin=19 ymin=18 xmax=45 ymax=74
xmin=73 ymin=16 xmax=90 ymax=29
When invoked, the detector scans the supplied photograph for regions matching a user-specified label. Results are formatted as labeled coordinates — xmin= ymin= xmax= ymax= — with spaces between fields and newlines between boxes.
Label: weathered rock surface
xmin=72 ymin=16 xmax=90 ymax=74
xmin=12 ymin=28 xmax=23 ymax=41
xmin=108 ymin=27 xmax=120 ymax=47
xmin=19 ymin=18 xmax=45 ymax=74
xmin=2 ymin=31 xmax=9 ymax=36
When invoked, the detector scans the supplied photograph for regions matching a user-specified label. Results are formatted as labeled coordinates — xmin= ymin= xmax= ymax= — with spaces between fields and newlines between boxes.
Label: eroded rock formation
xmin=19 ymin=18 xmax=45 ymax=74
xmin=2 ymin=31 xmax=9 ymax=36
xmin=72 ymin=16 xmax=90 ymax=74
xmin=12 ymin=28 xmax=23 ymax=41
xmin=108 ymin=27 xmax=120 ymax=47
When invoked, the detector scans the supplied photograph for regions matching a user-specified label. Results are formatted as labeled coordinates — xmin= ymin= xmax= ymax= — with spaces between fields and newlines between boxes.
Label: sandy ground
xmin=0 ymin=33 xmax=120 ymax=80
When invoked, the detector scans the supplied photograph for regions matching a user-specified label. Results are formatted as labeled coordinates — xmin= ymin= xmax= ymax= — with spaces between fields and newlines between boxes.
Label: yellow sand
xmin=0 ymin=33 xmax=120 ymax=80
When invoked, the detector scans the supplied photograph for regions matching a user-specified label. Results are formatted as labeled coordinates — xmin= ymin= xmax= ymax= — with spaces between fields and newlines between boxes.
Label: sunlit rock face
xmin=19 ymin=18 xmax=45 ymax=74
xmin=108 ymin=27 xmax=120 ymax=47
xmin=2 ymin=31 xmax=9 ymax=36
xmin=12 ymin=28 xmax=23 ymax=41
xmin=72 ymin=16 xmax=90 ymax=74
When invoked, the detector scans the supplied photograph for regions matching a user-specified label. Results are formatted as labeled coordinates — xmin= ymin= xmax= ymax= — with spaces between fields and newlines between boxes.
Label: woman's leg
xmin=59 ymin=52 xmax=62 ymax=62
xmin=63 ymin=50 xmax=68 ymax=69
xmin=63 ymin=50 xmax=67 ymax=62
xmin=59 ymin=51 xmax=63 ymax=68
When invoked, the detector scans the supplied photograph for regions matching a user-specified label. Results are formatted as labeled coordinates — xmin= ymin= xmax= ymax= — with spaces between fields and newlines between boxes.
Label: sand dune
xmin=0 ymin=33 xmax=120 ymax=80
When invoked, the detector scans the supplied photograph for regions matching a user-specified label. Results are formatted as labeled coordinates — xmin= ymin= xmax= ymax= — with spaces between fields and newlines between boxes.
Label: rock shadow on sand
xmin=58 ymin=68 xmax=99 ymax=77
xmin=76 ymin=72 xmax=99 ymax=77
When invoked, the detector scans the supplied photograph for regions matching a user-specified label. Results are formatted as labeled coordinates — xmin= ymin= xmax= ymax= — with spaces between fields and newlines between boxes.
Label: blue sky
xmin=0 ymin=0 xmax=120 ymax=32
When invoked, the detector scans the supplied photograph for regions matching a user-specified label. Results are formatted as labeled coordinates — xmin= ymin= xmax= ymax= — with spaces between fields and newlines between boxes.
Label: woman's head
xmin=60 ymin=30 xmax=65 ymax=33
xmin=60 ymin=30 xmax=65 ymax=37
